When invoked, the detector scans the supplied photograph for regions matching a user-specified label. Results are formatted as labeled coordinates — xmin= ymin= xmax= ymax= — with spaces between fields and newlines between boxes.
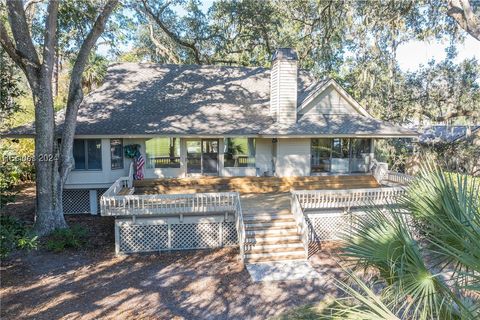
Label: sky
xmin=103 ymin=1 xmax=480 ymax=72
xmin=396 ymin=36 xmax=480 ymax=71
xmin=171 ymin=0 xmax=480 ymax=71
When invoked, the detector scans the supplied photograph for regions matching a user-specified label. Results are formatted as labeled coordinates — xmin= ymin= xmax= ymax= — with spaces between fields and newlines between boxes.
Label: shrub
xmin=0 ymin=143 xmax=35 ymax=207
xmin=0 ymin=215 xmax=37 ymax=258
xmin=324 ymin=166 xmax=480 ymax=319
xmin=46 ymin=225 xmax=88 ymax=252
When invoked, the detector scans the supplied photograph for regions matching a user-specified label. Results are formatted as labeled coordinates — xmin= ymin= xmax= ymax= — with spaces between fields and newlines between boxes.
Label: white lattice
xmin=119 ymin=224 xmax=168 ymax=253
xmin=117 ymin=220 xmax=238 ymax=254
xmin=63 ymin=189 xmax=90 ymax=214
xmin=222 ymin=221 xmax=237 ymax=246
xmin=172 ymin=223 xmax=219 ymax=249
xmin=310 ymin=214 xmax=350 ymax=241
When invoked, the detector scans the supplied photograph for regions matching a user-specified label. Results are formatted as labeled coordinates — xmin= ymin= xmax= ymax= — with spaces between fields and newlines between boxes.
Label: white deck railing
xmin=234 ymin=194 xmax=246 ymax=263
xmin=101 ymin=192 xmax=238 ymax=217
xmin=385 ymin=171 xmax=415 ymax=185
xmin=102 ymin=162 xmax=134 ymax=198
xmin=291 ymin=194 xmax=309 ymax=259
xmin=292 ymin=186 xmax=406 ymax=211
xmin=102 ymin=188 xmax=246 ymax=261
xmin=290 ymin=186 xmax=408 ymax=250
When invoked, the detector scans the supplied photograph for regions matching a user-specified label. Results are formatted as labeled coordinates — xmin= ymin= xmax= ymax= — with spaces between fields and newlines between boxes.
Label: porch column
xmin=370 ymin=139 xmax=376 ymax=169
xmin=218 ymin=138 xmax=225 ymax=177
xmin=180 ymin=138 xmax=187 ymax=177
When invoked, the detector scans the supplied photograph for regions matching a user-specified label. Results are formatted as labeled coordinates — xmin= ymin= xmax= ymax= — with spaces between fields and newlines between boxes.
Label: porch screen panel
xmin=73 ymin=139 xmax=86 ymax=170
xmin=224 ymin=138 xmax=255 ymax=167
xmin=146 ymin=138 xmax=180 ymax=168
xmin=331 ymin=138 xmax=350 ymax=173
xmin=311 ymin=139 xmax=332 ymax=173
xmin=110 ymin=139 xmax=124 ymax=170
xmin=350 ymin=138 xmax=371 ymax=173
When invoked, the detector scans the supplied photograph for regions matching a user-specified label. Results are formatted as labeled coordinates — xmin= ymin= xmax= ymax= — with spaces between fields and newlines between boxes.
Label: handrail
xmin=234 ymin=192 xmax=246 ymax=263
xmin=292 ymin=186 xmax=406 ymax=211
xmin=291 ymin=193 xmax=309 ymax=259
xmin=101 ymin=192 xmax=238 ymax=216
xmin=127 ymin=162 xmax=134 ymax=188
xmin=385 ymin=171 xmax=414 ymax=185
xmin=372 ymin=161 xmax=389 ymax=183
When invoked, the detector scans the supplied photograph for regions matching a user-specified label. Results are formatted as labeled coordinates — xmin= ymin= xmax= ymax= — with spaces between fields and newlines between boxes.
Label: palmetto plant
xmin=325 ymin=166 xmax=480 ymax=319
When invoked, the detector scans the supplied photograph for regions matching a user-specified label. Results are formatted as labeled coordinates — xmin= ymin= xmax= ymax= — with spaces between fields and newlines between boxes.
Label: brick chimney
xmin=270 ymin=48 xmax=298 ymax=124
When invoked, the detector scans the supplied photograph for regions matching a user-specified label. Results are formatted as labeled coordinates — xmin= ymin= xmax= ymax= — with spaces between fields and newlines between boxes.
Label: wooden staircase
xmin=134 ymin=175 xmax=379 ymax=194
xmin=243 ymin=211 xmax=305 ymax=263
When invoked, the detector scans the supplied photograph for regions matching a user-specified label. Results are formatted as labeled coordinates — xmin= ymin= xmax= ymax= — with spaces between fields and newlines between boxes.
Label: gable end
xmin=298 ymin=80 xmax=371 ymax=118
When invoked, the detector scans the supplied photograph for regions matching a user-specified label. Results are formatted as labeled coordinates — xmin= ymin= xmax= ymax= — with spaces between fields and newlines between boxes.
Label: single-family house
xmin=3 ymin=48 xmax=417 ymax=262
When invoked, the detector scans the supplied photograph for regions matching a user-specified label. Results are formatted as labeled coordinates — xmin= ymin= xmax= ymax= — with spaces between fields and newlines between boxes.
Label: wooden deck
xmin=133 ymin=175 xmax=380 ymax=195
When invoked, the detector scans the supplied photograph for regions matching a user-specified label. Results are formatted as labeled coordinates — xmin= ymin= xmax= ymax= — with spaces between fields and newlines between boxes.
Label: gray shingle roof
xmin=264 ymin=114 xmax=417 ymax=136
xmin=418 ymin=125 xmax=480 ymax=144
xmin=2 ymin=63 xmax=417 ymax=137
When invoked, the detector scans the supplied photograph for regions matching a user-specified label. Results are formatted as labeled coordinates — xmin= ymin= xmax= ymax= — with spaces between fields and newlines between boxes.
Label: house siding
xmin=270 ymin=59 xmax=297 ymax=123
xmin=65 ymin=138 xmax=130 ymax=188
xmin=255 ymin=138 xmax=273 ymax=176
xmin=275 ymin=138 xmax=310 ymax=177
xmin=299 ymin=85 xmax=357 ymax=116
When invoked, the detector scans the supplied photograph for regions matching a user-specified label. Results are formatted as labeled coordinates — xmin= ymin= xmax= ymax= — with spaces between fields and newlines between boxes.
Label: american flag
xmin=135 ymin=154 xmax=145 ymax=180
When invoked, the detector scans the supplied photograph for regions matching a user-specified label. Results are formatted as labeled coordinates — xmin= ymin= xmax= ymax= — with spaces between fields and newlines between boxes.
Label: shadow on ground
xmin=0 ymin=247 xmax=343 ymax=320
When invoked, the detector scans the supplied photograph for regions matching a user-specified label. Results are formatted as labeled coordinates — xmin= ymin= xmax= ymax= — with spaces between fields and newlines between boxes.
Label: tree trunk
xmin=0 ymin=0 xmax=118 ymax=236
xmin=30 ymin=76 xmax=67 ymax=235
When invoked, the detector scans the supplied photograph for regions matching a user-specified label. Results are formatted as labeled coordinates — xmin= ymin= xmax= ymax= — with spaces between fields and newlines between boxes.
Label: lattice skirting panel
xmin=306 ymin=210 xmax=373 ymax=242
xmin=116 ymin=218 xmax=238 ymax=254
xmin=63 ymin=188 xmax=108 ymax=214
xmin=63 ymin=189 xmax=90 ymax=214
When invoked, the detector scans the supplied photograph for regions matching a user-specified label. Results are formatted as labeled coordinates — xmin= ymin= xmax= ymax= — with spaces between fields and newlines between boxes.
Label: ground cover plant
xmin=324 ymin=165 xmax=480 ymax=319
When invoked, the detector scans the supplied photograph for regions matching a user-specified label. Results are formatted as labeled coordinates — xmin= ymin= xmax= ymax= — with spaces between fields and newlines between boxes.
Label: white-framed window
xmin=73 ymin=139 xmax=102 ymax=170
xmin=224 ymin=138 xmax=255 ymax=167
xmin=145 ymin=138 xmax=181 ymax=168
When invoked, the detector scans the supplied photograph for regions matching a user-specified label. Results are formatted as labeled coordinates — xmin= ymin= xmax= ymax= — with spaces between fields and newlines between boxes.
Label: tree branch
xmin=24 ymin=0 xmax=44 ymax=11
xmin=148 ymin=23 xmax=180 ymax=64
xmin=448 ymin=0 xmax=480 ymax=41
xmin=141 ymin=0 xmax=202 ymax=64
xmin=6 ymin=0 xmax=40 ymax=67
xmin=41 ymin=0 xmax=58 ymax=80
xmin=0 ymin=23 xmax=25 ymax=69
xmin=59 ymin=0 xmax=119 ymax=181
xmin=421 ymin=108 xmax=478 ymax=122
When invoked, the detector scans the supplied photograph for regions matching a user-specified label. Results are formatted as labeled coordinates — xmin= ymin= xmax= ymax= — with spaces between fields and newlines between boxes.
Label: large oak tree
xmin=0 ymin=0 xmax=118 ymax=235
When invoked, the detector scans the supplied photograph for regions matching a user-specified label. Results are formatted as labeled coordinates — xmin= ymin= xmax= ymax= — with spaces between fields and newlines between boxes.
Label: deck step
xmin=245 ymin=221 xmax=297 ymax=229
xmin=246 ymin=228 xmax=299 ymax=237
xmin=246 ymin=246 xmax=305 ymax=254
xmin=243 ymin=215 xmax=295 ymax=222
xmin=244 ymin=251 xmax=306 ymax=263
xmin=245 ymin=235 xmax=302 ymax=244
xmin=245 ymin=242 xmax=304 ymax=252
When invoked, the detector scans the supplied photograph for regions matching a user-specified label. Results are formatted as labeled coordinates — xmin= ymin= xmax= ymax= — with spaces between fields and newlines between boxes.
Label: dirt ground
xmin=0 ymin=184 xmax=344 ymax=320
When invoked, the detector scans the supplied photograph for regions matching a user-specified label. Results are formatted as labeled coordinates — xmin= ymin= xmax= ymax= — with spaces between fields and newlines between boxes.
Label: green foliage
xmin=78 ymin=53 xmax=109 ymax=92
xmin=0 ymin=143 xmax=35 ymax=207
xmin=0 ymin=48 xmax=24 ymax=124
xmin=0 ymin=215 xmax=38 ymax=258
xmin=374 ymin=139 xmax=413 ymax=172
xmin=46 ymin=225 xmax=88 ymax=252
xmin=325 ymin=166 xmax=480 ymax=319
xmin=404 ymin=57 xmax=480 ymax=122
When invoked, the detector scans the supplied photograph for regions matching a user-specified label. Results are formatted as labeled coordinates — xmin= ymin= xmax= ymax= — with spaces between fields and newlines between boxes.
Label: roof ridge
xmin=107 ymin=62 xmax=269 ymax=71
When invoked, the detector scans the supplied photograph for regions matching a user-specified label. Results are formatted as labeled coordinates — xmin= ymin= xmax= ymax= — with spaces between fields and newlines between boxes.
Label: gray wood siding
xmin=299 ymin=85 xmax=358 ymax=116
xmin=275 ymin=138 xmax=310 ymax=177
xmin=270 ymin=60 xmax=297 ymax=123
